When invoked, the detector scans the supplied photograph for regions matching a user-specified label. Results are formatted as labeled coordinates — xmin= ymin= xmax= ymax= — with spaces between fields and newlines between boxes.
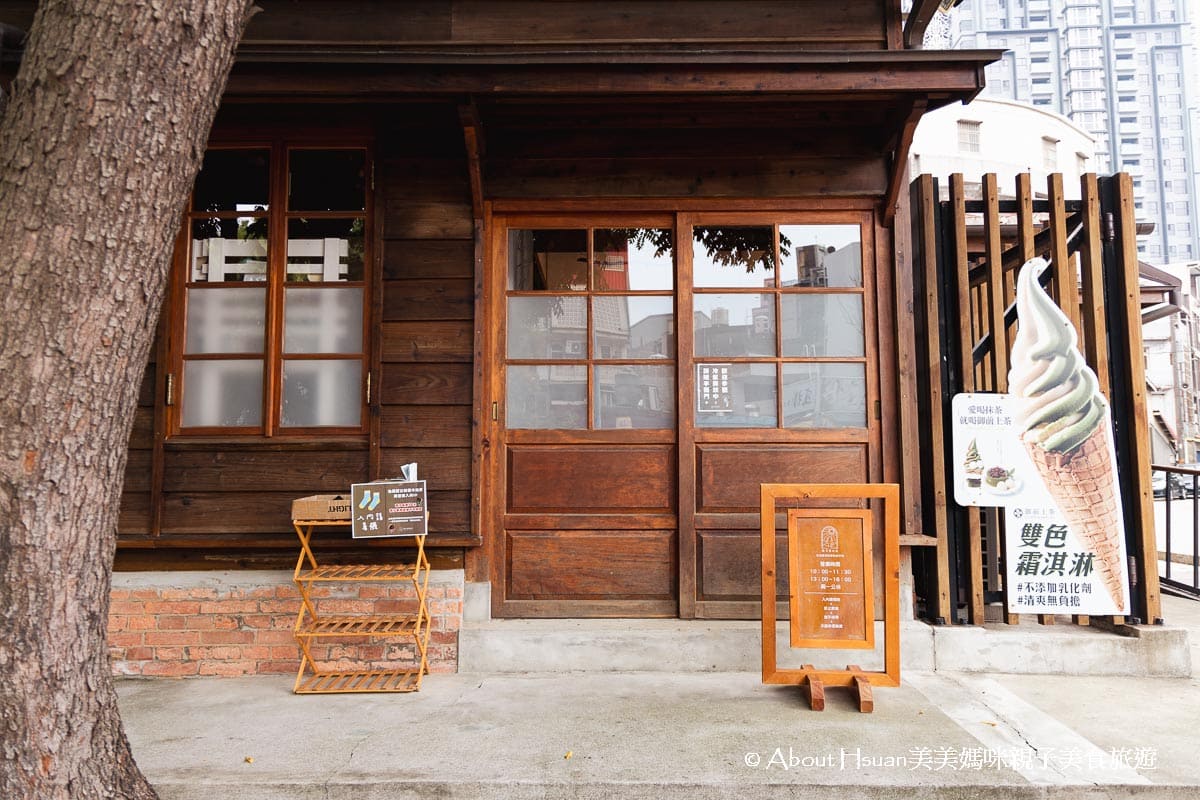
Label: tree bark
xmin=0 ymin=2 xmax=252 ymax=798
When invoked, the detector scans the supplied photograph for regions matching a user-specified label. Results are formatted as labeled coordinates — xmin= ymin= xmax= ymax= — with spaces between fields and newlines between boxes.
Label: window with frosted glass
xmin=177 ymin=143 xmax=369 ymax=433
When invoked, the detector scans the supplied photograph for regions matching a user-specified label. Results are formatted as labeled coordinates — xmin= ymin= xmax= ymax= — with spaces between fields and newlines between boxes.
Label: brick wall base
xmin=108 ymin=570 xmax=463 ymax=678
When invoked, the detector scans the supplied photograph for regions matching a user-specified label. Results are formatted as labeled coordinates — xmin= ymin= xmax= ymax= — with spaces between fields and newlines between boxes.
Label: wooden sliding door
xmin=489 ymin=209 xmax=880 ymax=619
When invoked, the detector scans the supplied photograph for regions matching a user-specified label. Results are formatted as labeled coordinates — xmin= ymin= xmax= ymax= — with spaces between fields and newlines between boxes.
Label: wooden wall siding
xmin=908 ymin=171 xmax=1161 ymax=628
xmin=243 ymin=1 xmax=889 ymax=49
xmin=379 ymin=110 xmax=478 ymax=545
xmin=117 ymin=362 xmax=156 ymax=536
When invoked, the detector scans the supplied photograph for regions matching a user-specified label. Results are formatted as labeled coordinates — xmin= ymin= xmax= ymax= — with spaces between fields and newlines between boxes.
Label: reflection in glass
xmin=190 ymin=218 xmax=268 ymax=282
xmin=185 ymin=287 xmax=265 ymax=353
xmin=506 ymin=365 xmax=587 ymax=429
xmin=693 ymin=226 xmax=776 ymax=288
xmin=781 ymin=294 xmax=864 ymax=357
xmin=592 ymin=228 xmax=674 ymax=290
xmin=284 ymin=287 xmax=363 ymax=354
xmin=181 ymin=360 xmax=263 ymax=427
xmin=281 ymin=359 xmax=362 ymax=427
xmin=693 ymin=294 xmax=775 ymax=357
xmin=285 ymin=218 xmax=364 ymax=282
xmin=779 ymin=225 xmax=863 ymax=287
xmin=507 ymin=296 xmax=587 ymax=359
xmin=595 ymin=365 xmax=675 ymax=429
xmin=783 ymin=363 xmax=867 ymax=428
xmin=288 ymin=150 xmax=366 ymax=212
xmin=695 ymin=363 xmax=776 ymax=427
xmin=508 ymin=229 xmax=588 ymax=290
xmin=193 ymin=149 xmax=269 ymax=212
xmin=593 ymin=296 xmax=675 ymax=359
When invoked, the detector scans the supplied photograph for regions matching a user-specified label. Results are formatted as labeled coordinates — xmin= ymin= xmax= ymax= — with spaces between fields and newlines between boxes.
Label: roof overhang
xmin=225 ymin=47 xmax=1002 ymax=110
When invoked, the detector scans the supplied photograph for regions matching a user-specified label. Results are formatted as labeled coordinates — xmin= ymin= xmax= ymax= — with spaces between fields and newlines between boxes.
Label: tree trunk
xmin=0 ymin=2 xmax=252 ymax=797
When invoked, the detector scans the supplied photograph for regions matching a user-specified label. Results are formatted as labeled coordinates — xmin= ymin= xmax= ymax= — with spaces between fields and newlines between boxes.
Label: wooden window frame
xmin=166 ymin=136 xmax=374 ymax=439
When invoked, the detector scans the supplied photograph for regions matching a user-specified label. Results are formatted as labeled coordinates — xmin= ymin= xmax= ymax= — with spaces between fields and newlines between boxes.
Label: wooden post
xmin=1112 ymin=174 xmax=1163 ymax=625
xmin=949 ymin=175 xmax=986 ymax=626
xmin=915 ymin=176 xmax=953 ymax=624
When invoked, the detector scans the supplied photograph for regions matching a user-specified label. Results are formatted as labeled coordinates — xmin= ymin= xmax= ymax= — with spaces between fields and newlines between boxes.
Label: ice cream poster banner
xmin=953 ymin=258 xmax=1131 ymax=615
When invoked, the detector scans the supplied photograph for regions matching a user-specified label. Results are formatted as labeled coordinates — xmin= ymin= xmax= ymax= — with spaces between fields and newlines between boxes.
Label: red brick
xmin=270 ymin=645 xmax=300 ymax=659
xmin=156 ymin=615 xmax=188 ymax=630
xmin=145 ymin=600 xmax=202 ymax=615
xmin=144 ymin=631 xmax=201 ymax=646
xmin=109 ymin=600 xmax=145 ymax=615
xmin=189 ymin=645 xmax=243 ymax=660
xmin=429 ymin=630 xmax=458 ymax=645
xmin=257 ymin=600 xmax=298 ymax=613
xmin=199 ymin=661 xmax=255 ymax=676
xmin=110 ymin=589 xmax=132 ymax=601
xmin=107 ymin=615 xmax=128 ymax=632
xmin=200 ymin=601 xmax=258 ymax=614
xmin=187 ymin=588 xmax=220 ymax=600
xmin=258 ymin=660 xmax=300 ymax=674
xmin=142 ymin=661 xmax=199 ymax=677
xmin=444 ymin=587 xmax=464 ymax=599
xmin=253 ymin=630 xmax=297 ymax=645
xmin=153 ymin=646 xmax=185 ymax=660
xmin=249 ymin=587 xmax=278 ymax=599
xmin=124 ymin=647 xmax=154 ymax=661
xmin=200 ymin=630 xmax=255 ymax=645
xmin=131 ymin=589 xmax=161 ymax=600
xmin=107 ymin=632 xmax=144 ymax=648
xmin=112 ymin=662 xmax=143 ymax=676
xmin=126 ymin=616 xmax=157 ymax=631
xmin=238 ymin=614 xmax=273 ymax=630
xmin=240 ymin=646 xmax=275 ymax=660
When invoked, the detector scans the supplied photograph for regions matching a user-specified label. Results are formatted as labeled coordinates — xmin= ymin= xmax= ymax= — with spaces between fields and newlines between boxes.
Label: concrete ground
xmin=119 ymin=595 xmax=1200 ymax=800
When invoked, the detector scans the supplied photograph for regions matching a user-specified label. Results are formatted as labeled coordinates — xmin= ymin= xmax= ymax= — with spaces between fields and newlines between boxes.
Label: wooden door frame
xmin=482 ymin=200 xmax=893 ymax=620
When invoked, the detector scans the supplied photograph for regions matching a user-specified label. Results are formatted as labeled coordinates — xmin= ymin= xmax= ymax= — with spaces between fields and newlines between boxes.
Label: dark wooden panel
xmin=122 ymin=450 xmax=153 ymax=493
xmin=380 ymin=363 xmax=473 ymax=405
xmin=383 ymin=239 xmax=474 ymax=281
xmin=485 ymin=157 xmax=888 ymax=199
xmin=382 ymin=278 xmax=473 ymax=321
xmin=381 ymin=158 xmax=470 ymax=203
xmin=380 ymin=406 xmax=471 ymax=448
xmin=507 ymin=530 xmax=676 ymax=600
xmin=452 ymin=1 xmax=884 ymax=44
xmin=117 ymin=492 xmax=151 ymax=536
xmin=695 ymin=444 xmax=866 ymax=512
xmin=161 ymin=489 xmax=468 ymax=534
xmin=127 ymin=407 xmax=154 ymax=450
xmin=698 ymin=529 xmax=790 ymax=602
xmin=384 ymin=201 xmax=473 ymax=239
xmin=508 ymin=446 xmax=675 ymax=512
xmin=382 ymin=321 xmax=474 ymax=362
xmin=380 ymin=448 xmax=471 ymax=490
xmin=247 ymin=1 xmax=452 ymax=42
xmin=162 ymin=450 xmax=369 ymax=493
xmin=488 ymin=127 xmax=879 ymax=161
xmin=137 ymin=366 xmax=156 ymax=407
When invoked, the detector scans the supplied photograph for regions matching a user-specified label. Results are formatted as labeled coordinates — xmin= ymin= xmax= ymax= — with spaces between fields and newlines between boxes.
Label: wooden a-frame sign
xmin=760 ymin=483 xmax=901 ymax=712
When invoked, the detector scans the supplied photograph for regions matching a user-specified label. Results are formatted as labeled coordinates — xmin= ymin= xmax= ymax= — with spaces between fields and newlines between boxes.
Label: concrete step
xmin=459 ymin=616 xmax=1192 ymax=676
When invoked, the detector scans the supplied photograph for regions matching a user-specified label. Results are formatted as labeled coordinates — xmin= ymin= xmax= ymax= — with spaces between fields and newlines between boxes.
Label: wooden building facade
xmin=4 ymin=1 xmax=1001 ymax=625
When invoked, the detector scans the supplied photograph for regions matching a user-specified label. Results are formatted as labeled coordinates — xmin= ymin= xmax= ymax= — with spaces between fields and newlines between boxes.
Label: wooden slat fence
xmin=908 ymin=172 xmax=1161 ymax=629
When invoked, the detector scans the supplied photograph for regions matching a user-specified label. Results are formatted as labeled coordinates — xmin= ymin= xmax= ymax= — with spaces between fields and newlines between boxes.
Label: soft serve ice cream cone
xmin=1008 ymin=258 xmax=1127 ymax=611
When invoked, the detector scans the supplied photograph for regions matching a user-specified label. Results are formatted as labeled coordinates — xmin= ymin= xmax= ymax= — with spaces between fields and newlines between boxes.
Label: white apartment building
xmin=948 ymin=0 xmax=1199 ymax=263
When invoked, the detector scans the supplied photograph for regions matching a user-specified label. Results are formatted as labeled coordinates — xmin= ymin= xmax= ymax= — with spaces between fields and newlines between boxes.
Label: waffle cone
xmin=1024 ymin=424 xmax=1126 ymax=610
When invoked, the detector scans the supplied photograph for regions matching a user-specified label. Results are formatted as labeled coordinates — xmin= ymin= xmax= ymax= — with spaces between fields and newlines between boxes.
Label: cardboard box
xmin=291 ymin=494 xmax=353 ymax=521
